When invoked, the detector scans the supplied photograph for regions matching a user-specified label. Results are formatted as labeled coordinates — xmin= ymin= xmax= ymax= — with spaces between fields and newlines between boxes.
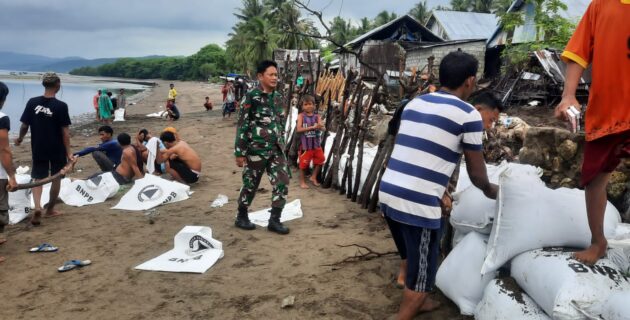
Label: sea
xmin=0 ymin=71 xmax=152 ymax=132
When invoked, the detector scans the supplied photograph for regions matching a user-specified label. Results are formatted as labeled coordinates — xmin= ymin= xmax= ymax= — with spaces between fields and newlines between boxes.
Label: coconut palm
xmin=409 ymin=1 xmax=430 ymax=24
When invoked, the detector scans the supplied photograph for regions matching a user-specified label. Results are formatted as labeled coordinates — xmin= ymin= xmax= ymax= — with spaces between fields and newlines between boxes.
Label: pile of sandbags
xmin=437 ymin=162 xmax=630 ymax=319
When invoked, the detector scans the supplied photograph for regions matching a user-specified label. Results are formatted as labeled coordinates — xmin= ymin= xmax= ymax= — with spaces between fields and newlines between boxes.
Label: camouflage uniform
xmin=235 ymin=87 xmax=289 ymax=210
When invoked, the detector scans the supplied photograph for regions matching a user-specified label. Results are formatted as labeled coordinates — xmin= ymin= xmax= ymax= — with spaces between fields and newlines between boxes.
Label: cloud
xmin=0 ymin=0 xmax=450 ymax=59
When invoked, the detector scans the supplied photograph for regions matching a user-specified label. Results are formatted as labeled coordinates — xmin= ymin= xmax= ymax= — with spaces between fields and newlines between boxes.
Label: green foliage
xmin=450 ymin=0 xmax=493 ymax=12
xmin=499 ymin=0 xmax=576 ymax=70
xmin=409 ymin=1 xmax=430 ymax=24
xmin=70 ymin=45 xmax=229 ymax=81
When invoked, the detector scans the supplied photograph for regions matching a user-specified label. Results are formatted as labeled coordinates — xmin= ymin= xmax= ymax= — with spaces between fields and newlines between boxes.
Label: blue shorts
xmin=383 ymin=206 xmax=442 ymax=292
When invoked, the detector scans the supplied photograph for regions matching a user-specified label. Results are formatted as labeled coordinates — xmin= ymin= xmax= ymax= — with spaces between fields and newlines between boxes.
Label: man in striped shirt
xmin=379 ymin=51 xmax=499 ymax=319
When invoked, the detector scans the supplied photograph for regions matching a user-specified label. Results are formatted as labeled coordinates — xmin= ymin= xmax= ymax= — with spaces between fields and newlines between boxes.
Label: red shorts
xmin=581 ymin=130 xmax=630 ymax=186
xmin=299 ymin=147 xmax=325 ymax=170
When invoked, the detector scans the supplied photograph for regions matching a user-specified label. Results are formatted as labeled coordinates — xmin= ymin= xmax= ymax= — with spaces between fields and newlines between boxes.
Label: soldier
xmin=234 ymin=60 xmax=290 ymax=235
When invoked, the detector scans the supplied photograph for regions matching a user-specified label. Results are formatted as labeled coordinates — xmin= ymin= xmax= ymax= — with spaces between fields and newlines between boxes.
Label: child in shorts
xmin=296 ymin=95 xmax=324 ymax=189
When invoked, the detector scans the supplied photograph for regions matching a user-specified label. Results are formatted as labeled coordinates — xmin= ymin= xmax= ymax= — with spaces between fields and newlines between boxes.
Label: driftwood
xmin=321 ymin=244 xmax=397 ymax=267
xmin=14 ymin=159 xmax=76 ymax=190
xmin=322 ymin=72 xmax=356 ymax=188
xmin=340 ymin=84 xmax=365 ymax=195
xmin=335 ymin=81 xmax=363 ymax=192
xmin=352 ymin=80 xmax=383 ymax=202
xmin=367 ymin=136 xmax=395 ymax=212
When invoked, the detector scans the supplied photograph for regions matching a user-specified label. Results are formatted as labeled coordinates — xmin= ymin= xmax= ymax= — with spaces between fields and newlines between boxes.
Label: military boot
xmin=234 ymin=205 xmax=255 ymax=230
xmin=267 ymin=207 xmax=289 ymax=235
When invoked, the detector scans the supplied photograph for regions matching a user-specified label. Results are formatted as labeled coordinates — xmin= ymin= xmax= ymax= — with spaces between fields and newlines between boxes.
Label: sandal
xmin=57 ymin=259 xmax=91 ymax=272
xmin=29 ymin=243 xmax=59 ymax=253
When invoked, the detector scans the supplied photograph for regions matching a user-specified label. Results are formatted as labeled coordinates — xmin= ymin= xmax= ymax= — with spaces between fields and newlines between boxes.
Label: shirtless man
xmin=160 ymin=131 xmax=201 ymax=184
xmin=112 ymin=133 xmax=144 ymax=185
xmin=134 ymin=129 xmax=166 ymax=174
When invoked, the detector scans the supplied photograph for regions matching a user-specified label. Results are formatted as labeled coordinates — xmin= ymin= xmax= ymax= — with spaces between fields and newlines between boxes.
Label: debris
xmin=281 ymin=295 xmax=295 ymax=309
xmin=210 ymin=194 xmax=229 ymax=208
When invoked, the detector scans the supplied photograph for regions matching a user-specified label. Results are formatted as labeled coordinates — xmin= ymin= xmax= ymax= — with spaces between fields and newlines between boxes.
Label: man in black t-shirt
xmin=15 ymin=73 xmax=73 ymax=226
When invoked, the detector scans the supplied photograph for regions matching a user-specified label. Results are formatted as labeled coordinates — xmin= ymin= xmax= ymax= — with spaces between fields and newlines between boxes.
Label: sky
xmin=0 ymin=0 xmax=450 ymax=59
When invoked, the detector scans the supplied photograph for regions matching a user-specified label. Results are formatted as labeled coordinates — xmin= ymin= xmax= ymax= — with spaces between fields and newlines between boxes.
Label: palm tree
xmin=330 ymin=16 xmax=354 ymax=45
xmin=473 ymin=0 xmax=494 ymax=13
xmin=450 ymin=0 xmax=471 ymax=11
xmin=243 ymin=16 xmax=280 ymax=62
xmin=357 ymin=17 xmax=373 ymax=35
xmin=234 ymin=0 xmax=265 ymax=22
xmin=374 ymin=10 xmax=398 ymax=27
xmin=409 ymin=1 xmax=430 ymax=24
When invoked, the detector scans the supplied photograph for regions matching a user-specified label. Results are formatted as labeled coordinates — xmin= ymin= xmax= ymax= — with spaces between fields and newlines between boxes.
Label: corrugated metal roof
xmin=342 ymin=14 xmax=443 ymax=49
xmin=430 ymin=11 xmax=498 ymax=40
xmin=487 ymin=0 xmax=590 ymax=48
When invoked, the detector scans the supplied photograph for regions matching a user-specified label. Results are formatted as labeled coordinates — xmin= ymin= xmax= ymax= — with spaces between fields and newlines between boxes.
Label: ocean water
xmin=0 ymin=78 xmax=149 ymax=131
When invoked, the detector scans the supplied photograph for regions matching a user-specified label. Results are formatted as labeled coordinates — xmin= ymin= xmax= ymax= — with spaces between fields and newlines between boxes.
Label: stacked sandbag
xmin=435 ymin=232 xmax=496 ymax=315
xmin=8 ymin=174 xmax=33 ymax=224
xmin=511 ymin=248 xmax=630 ymax=319
xmin=481 ymin=169 xmax=621 ymax=274
xmin=601 ymin=291 xmax=630 ymax=320
xmin=451 ymin=162 xmax=542 ymax=235
xmin=475 ymin=278 xmax=550 ymax=320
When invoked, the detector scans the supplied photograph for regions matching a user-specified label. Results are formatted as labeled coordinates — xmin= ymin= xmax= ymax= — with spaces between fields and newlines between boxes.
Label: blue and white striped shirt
xmin=379 ymin=91 xmax=483 ymax=229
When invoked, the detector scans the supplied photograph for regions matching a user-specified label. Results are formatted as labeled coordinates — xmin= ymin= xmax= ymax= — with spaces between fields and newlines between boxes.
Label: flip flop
xmin=29 ymin=243 xmax=58 ymax=253
xmin=57 ymin=259 xmax=91 ymax=272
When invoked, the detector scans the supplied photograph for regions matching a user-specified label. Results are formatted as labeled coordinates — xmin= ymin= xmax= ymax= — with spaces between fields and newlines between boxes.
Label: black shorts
xmin=383 ymin=208 xmax=442 ymax=292
xmin=169 ymin=158 xmax=199 ymax=184
xmin=32 ymin=157 xmax=67 ymax=180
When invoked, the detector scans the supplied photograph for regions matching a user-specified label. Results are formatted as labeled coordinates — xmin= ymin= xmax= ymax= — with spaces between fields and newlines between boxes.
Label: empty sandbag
xmin=436 ymin=232 xmax=496 ymax=315
xmin=474 ymin=278 xmax=550 ymax=320
xmin=481 ymin=170 xmax=620 ymax=274
xmin=511 ymin=248 xmax=630 ymax=319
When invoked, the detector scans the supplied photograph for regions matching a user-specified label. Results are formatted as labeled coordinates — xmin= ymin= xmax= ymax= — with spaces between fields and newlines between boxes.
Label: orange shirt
xmin=561 ymin=0 xmax=630 ymax=141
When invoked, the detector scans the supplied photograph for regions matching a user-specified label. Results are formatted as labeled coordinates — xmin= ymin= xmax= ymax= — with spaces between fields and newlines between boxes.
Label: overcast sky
xmin=0 ymin=0 xmax=450 ymax=59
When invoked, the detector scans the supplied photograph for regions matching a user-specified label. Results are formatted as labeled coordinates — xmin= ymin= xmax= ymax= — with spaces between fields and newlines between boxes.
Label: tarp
xmin=59 ymin=172 xmax=120 ymax=207
xmin=249 ymin=199 xmax=303 ymax=227
xmin=8 ymin=173 xmax=33 ymax=225
xmin=30 ymin=178 xmax=71 ymax=209
xmin=135 ymin=226 xmax=224 ymax=273
xmin=112 ymin=175 xmax=191 ymax=211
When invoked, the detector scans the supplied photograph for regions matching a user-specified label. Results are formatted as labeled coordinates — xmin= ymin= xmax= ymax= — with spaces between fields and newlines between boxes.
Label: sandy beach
xmin=0 ymin=80 xmax=466 ymax=320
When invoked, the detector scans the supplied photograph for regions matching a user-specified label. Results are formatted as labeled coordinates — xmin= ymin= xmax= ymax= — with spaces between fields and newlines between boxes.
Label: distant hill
xmin=0 ymin=51 xmax=168 ymax=73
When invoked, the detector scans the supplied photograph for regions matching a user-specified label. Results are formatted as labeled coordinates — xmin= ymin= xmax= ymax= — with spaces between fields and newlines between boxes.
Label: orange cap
xmin=163 ymin=127 xmax=177 ymax=134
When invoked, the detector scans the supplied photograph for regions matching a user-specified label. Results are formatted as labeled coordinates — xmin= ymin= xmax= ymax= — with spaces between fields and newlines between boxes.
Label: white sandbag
xmin=30 ymin=178 xmax=71 ymax=209
xmin=474 ymin=278 xmax=551 ymax=320
xmin=452 ymin=228 xmax=468 ymax=248
xmin=436 ymin=232 xmax=496 ymax=315
xmin=511 ymin=248 xmax=630 ymax=319
xmin=112 ymin=175 xmax=191 ymax=211
xmin=113 ymin=108 xmax=125 ymax=121
xmin=249 ymin=199 xmax=303 ymax=227
xmin=607 ymin=247 xmax=630 ymax=275
xmin=146 ymin=110 xmax=166 ymax=118
xmin=614 ymin=223 xmax=630 ymax=240
xmin=336 ymin=143 xmax=378 ymax=194
xmin=481 ymin=170 xmax=621 ymax=274
xmin=601 ymin=291 xmax=630 ymax=320
xmin=451 ymin=162 xmax=543 ymax=234
xmin=60 ymin=172 xmax=120 ymax=207
xmin=8 ymin=174 xmax=33 ymax=224
xmin=455 ymin=161 xmax=541 ymax=193
xmin=135 ymin=226 xmax=223 ymax=273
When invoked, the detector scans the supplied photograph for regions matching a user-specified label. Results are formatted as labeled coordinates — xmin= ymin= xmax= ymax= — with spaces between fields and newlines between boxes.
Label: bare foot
xmin=300 ymin=183 xmax=310 ymax=189
xmin=309 ymin=178 xmax=321 ymax=187
xmin=573 ymin=241 xmax=607 ymax=265
xmin=418 ymin=297 xmax=441 ymax=313
xmin=44 ymin=210 xmax=63 ymax=218
xmin=30 ymin=210 xmax=42 ymax=226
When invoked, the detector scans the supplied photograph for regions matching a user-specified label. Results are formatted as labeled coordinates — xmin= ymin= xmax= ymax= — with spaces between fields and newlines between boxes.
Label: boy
xmin=379 ymin=51 xmax=497 ymax=320
xmin=296 ymin=95 xmax=324 ymax=189
xmin=554 ymin=0 xmax=630 ymax=265
xmin=166 ymin=99 xmax=180 ymax=121
xmin=204 ymin=96 xmax=213 ymax=111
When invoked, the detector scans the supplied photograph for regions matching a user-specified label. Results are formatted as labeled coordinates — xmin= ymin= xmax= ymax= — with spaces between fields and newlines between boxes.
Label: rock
xmin=557 ymin=139 xmax=578 ymax=160
xmin=550 ymin=175 xmax=562 ymax=186
xmin=610 ymin=171 xmax=628 ymax=185
xmin=559 ymin=178 xmax=575 ymax=188
xmin=518 ymin=147 xmax=544 ymax=167
xmin=281 ymin=295 xmax=295 ymax=309
xmin=608 ymin=183 xmax=627 ymax=201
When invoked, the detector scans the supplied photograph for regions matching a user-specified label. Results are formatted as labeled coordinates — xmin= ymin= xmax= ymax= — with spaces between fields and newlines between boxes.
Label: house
xmin=484 ymin=0 xmax=590 ymax=77
xmin=273 ymin=49 xmax=320 ymax=85
xmin=405 ymin=39 xmax=487 ymax=80
xmin=336 ymin=14 xmax=443 ymax=79
xmin=425 ymin=10 xmax=498 ymax=41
